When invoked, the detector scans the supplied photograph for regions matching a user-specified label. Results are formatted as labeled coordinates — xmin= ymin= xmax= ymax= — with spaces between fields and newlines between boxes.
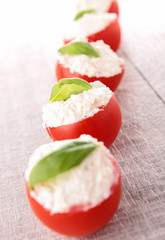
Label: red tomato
xmin=46 ymin=94 xmax=121 ymax=148
xmin=64 ymin=16 xmax=121 ymax=52
xmin=26 ymin=154 xmax=121 ymax=237
xmin=108 ymin=0 xmax=119 ymax=15
xmin=56 ymin=61 xmax=125 ymax=92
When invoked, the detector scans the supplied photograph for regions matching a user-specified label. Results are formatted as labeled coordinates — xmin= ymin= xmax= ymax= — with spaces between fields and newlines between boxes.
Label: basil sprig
xmin=29 ymin=141 xmax=97 ymax=189
xmin=58 ymin=41 xmax=100 ymax=58
xmin=49 ymin=78 xmax=92 ymax=103
xmin=74 ymin=9 xmax=96 ymax=21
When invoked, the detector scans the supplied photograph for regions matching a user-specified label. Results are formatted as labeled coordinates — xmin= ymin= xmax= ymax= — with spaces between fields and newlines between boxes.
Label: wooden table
xmin=0 ymin=0 xmax=165 ymax=239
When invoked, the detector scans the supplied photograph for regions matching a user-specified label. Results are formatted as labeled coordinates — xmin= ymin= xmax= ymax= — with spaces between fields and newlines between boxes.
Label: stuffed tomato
xmin=64 ymin=12 xmax=121 ymax=52
xmin=25 ymin=134 xmax=121 ymax=237
xmin=42 ymin=78 xmax=122 ymax=147
xmin=56 ymin=40 xmax=125 ymax=91
xmin=75 ymin=0 xmax=119 ymax=16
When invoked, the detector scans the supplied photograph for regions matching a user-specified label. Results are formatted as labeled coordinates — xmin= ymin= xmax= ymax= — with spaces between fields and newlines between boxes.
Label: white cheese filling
xmin=42 ymin=81 xmax=112 ymax=128
xmin=58 ymin=40 xmax=124 ymax=77
xmin=75 ymin=0 xmax=113 ymax=13
xmin=63 ymin=12 xmax=117 ymax=40
xmin=26 ymin=135 xmax=118 ymax=214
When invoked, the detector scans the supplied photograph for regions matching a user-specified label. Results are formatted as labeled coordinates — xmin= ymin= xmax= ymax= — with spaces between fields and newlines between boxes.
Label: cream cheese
xmin=26 ymin=135 xmax=118 ymax=214
xmin=42 ymin=81 xmax=112 ymax=128
xmin=58 ymin=40 xmax=124 ymax=77
xmin=75 ymin=0 xmax=113 ymax=13
xmin=63 ymin=12 xmax=117 ymax=40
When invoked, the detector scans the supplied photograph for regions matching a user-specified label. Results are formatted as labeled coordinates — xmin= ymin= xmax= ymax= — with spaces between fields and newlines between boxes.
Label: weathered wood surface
xmin=0 ymin=0 xmax=165 ymax=239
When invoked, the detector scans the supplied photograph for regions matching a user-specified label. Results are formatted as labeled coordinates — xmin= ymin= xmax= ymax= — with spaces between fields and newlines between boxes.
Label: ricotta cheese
xmin=63 ymin=12 xmax=117 ymax=40
xmin=58 ymin=40 xmax=124 ymax=77
xmin=42 ymin=81 xmax=112 ymax=128
xmin=75 ymin=0 xmax=113 ymax=13
xmin=26 ymin=135 xmax=118 ymax=214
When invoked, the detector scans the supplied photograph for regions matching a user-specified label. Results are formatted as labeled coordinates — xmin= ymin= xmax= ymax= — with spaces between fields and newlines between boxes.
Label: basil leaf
xmin=49 ymin=78 xmax=92 ymax=103
xmin=29 ymin=141 xmax=97 ymax=189
xmin=58 ymin=41 xmax=100 ymax=58
xmin=74 ymin=9 xmax=96 ymax=21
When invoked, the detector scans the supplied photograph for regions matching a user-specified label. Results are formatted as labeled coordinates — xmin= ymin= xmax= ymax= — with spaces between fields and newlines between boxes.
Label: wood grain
xmin=0 ymin=0 xmax=165 ymax=239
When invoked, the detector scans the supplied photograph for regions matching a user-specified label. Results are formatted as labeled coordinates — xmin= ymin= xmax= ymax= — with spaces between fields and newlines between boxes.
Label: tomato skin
xmin=87 ymin=16 xmax=121 ymax=52
xmin=108 ymin=0 xmax=119 ymax=15
xmin=26 ymin=155 xmax=121 ymax=237
xmin=56 ymin=61 xmax=125 ymax=92
xmin=46 ymin=94 xmax=121 ymax=148
xmin=64 ymin=17 xmax=121 ymax=52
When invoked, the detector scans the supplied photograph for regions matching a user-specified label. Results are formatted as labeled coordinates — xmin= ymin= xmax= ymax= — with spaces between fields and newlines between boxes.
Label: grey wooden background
xmin=0 ymin=0 xmax=165 ymax=239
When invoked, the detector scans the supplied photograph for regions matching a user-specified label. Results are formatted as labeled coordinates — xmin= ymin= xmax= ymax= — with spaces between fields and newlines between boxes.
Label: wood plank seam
xmin=120 ymin=48 xmax=165 ymax=106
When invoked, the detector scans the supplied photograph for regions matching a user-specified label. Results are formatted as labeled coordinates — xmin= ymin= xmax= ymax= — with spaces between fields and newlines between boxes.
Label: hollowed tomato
xmin=26 ymin=154 xmax=121 ymax=237
xmin=46 ymin=94 xmax=122 ymax=148
xmin=64 ymin=15 xmax=121 ymax=52
xmin=56 ymin=62 xmax=125 ymax=91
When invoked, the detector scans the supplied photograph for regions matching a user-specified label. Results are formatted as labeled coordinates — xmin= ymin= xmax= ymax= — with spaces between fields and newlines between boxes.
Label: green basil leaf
xmin=58 ymin=41 xmax=100 ymax=58
xmin=74 ymin=9 xmax=96 ymax=21
xmin=29 ymin=141 xmax=97 ymax=189
xmin=49 ymin=78 xmax=92 ymax=103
